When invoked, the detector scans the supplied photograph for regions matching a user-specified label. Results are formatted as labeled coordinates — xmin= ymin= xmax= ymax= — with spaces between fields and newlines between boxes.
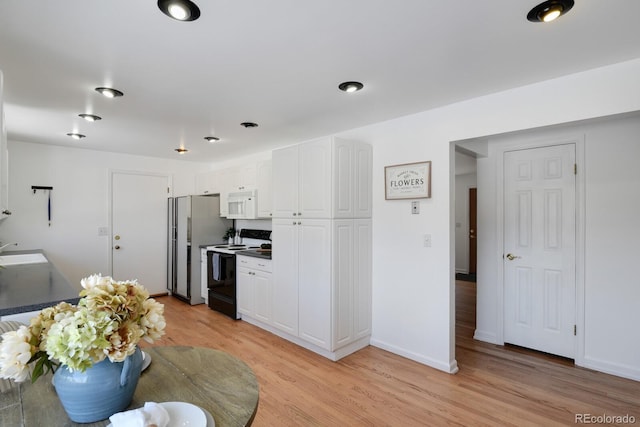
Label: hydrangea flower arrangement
xmin=0 ymin=274 xmax=166 ymax=383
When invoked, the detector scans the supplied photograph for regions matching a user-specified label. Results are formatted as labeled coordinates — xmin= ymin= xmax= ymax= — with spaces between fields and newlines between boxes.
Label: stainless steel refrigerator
xmin=167 ymin=195 xmax=231 ymax=304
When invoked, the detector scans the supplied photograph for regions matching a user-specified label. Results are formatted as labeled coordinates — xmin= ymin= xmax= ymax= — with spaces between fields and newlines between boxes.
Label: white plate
xmin=141 ymin=350 xmax=151 ymax=372
xmin=160 ymin=402 xmax=207 ymax=426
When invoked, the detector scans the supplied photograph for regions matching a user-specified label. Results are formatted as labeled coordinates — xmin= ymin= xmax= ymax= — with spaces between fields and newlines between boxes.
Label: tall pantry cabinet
xmin=270 ymin=136 xmax=372 ymax=361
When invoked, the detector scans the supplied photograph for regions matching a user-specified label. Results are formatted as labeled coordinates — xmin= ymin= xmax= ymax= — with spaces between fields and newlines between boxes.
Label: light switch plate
xmin=98 ymin=226 xmax=109 ymax=236
xmin=423 ymin=234 xmax=431 ymax=247
xmin=411 ymin=201 xmax=419 ymax=214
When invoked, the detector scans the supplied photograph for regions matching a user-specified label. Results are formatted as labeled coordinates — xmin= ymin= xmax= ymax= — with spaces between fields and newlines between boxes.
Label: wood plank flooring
xmin=143 ymin=282 xmax=639 ymax=426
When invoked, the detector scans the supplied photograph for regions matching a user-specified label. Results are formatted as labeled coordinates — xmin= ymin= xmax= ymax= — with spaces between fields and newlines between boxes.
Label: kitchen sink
xmin=0 ymin=253 xmax=48 ymax=266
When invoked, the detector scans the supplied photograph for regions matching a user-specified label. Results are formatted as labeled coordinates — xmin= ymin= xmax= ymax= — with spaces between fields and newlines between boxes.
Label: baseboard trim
xmin=369 ymin=338 xmax=458 ymax=374
xmin=581 ymin=355 xmax=640 ymax=382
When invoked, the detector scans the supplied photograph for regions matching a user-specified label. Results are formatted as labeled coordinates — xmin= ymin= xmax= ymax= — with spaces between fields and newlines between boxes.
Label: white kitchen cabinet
xmin=218 ymin=163 xmax=257 ymax=217
xmin=333 ymin=140 xmax=372 ymax=218
xmin=296 ymin=219 xmax=332 ymax=348
xmin=272 ymin=139 xmax=332 ymax=219
xmin=236 ymin=255 xmax=272 ymax=324
xmin=271 ymin=219 xmax=299 ymax=335
xmin=272 ymin=137 xmax=371 ymax=219
xmin=272 ymin=217 xmax=371 ymax=357
xmin=256 ymin=159 xmax=272 ymax=218
xmin=273 ymin=218 xmax=332 ymax=345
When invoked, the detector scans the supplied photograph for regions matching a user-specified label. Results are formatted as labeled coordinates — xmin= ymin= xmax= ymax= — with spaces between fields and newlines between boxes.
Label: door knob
xmin=506 ymin=253 xmax=521 ymax=260
xmin=114 ymin=245 xmax=121 ymax=250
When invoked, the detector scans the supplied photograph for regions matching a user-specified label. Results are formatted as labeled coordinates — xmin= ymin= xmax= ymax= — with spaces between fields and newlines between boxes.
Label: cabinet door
xmin=297 ymin=219 xmax=332 ymax=349
xmin=253 ymin=270 xmax=272 ymax=324
xmin=333 ymin=220 xmax=354 ymax=348
xmin=256 ymin=159 xmax=272 ymax=218
xmin=271 ymin=219 xmax=299 ymax=335
xmin=272 ymin=146 xmax=298 ymax=218
xmin=236 ymin=266 xmax=254 ymax=317
xmin=353 ymin=219 xmax=372 ymax=339
xmin=298 ymin=138 xmax=332 ymax=218
xmin=353 ymin=142 xmax=373 ymax=218
xmin=333 ymin=139 xmax=355 ymax=218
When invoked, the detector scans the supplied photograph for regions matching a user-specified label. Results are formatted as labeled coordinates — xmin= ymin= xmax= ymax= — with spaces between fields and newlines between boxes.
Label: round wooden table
xmin=0 ymin=346 xmax=259 ymax=426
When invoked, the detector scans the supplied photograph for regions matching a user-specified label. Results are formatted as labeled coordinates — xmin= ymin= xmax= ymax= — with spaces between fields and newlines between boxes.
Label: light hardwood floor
xmin=144 ymin=282 xmax=639 ymax=426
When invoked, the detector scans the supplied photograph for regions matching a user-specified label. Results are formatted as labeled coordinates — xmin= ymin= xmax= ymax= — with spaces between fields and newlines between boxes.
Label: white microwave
xmin=227 ymin=189 xmax=258 ymax=219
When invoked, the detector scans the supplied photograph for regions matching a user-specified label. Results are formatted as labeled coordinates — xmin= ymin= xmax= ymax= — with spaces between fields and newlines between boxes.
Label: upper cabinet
xmin=256 ymin=159 xmax=272 ymax=218
xmin=272 ymin=137 xmax=372 ymax=219
xmin=0 ymin=71 xmax=9 ymax=218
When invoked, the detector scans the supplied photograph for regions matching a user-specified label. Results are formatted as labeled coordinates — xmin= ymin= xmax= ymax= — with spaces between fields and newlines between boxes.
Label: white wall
xmin=0 ymin=141 xmax=208 ymax=289
xmin=335 ymin=57 xmax=640 ymax=377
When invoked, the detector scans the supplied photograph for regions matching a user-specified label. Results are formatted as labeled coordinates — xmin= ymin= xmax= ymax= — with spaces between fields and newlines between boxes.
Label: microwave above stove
xmin=227 ymin=189 xmax=257 ymax=219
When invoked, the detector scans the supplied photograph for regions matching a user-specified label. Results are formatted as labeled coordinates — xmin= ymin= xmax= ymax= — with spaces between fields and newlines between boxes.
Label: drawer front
xmin=237 ymin=255 xmax=272 ymax=272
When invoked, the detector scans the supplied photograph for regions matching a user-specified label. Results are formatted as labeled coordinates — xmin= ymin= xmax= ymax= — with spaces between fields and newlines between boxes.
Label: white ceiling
xmin=1 ymin=1 xmax=639 ymax=162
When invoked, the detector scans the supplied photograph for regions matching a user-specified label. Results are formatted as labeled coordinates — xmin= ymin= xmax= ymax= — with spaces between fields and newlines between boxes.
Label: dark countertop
xmin=0 ymin=250 xmax=80 ymax=316
xmin=236 ymin=249 xmax=272 ymax=260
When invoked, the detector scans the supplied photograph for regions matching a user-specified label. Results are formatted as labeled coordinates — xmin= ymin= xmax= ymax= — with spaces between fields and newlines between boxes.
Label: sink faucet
xmin=0 ymin=242 xmax=18 ymax=252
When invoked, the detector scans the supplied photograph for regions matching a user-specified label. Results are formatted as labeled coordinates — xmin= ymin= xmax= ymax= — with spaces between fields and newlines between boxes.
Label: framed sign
xmin=385 ymin=161 xmax=431 ymax=200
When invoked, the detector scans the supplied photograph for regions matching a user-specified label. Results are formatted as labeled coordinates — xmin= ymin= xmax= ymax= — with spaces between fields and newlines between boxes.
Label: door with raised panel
xmin=236 ymin=266 xmax=253 ymax=317
xmin=503 ymin=143 xmax=576 ymax=358
xmin=297 ymin=219 xmax=332 ymax=349
xmin=298 ymin=138 xmax=332 ymax=218
xmin=253 ymin=270 xmax=272 ymax=324
xmin=272 ymin=146 xmax=299 ymax=218
xmin=271 ymin=218 xmax=299 ymax=335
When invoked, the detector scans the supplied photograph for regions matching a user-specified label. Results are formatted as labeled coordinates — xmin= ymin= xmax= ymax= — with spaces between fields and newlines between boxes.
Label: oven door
xmin=206 ymin=250 xmax=238 ymax=318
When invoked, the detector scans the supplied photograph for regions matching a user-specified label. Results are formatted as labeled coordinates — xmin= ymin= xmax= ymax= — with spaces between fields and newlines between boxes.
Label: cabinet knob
xmin=298 ymin=221 xmax=301 ymax=225
xmin=292 ymin=221 xmax=297 ymax=225
xmin=298 ymin=212 xmax=302 ymax=216
xmin=293 ymin=213 xmax=297 ymax=216
xmin=1 ymin=210 xmax=11 ymax=215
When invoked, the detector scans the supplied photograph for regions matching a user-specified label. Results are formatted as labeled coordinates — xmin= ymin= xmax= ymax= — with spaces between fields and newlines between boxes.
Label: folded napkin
xmin=108 ymin=402 xmax=170 ymax=427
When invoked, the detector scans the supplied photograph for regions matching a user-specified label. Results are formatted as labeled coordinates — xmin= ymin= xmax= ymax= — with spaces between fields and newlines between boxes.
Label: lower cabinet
xmin=236 ymin=255 xmax=272 ymax=324
xmin=269 ymin=218 xmax=372 ymax=361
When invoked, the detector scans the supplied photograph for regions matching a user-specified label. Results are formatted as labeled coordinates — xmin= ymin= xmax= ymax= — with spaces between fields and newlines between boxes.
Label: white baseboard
xmin=581 ymin=355 xmax=640 ymax=382
xmin=369 ymin=338 xmax=458 ymax=374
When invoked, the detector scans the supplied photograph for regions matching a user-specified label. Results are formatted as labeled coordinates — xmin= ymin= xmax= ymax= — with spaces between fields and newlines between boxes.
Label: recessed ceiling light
xmin=95 ymin=87 xmax=124 ymax=98
xmin=527 ymin=0 xmax=574 ymax=23
xmin=240 ymin=122 xmax=258 ymax=128
xmin=158 ymin=0 xmax=201 ymax=21
xmin=66 ymin=133 xmax=86 ymax=140
xmin=78 ymin=113 xmax=102 ymax=122
xmin=175 ymin=147 xmax=189 ymax=154
xmin=204 ymin=136 xmax=220 ymax=142
xmin=338 ymin=81 xmax=364 ymax=93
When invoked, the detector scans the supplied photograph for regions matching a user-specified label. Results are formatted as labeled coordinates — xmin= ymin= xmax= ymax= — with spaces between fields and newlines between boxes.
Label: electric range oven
xmin=206 ymin=229 xmax=271 ymax=319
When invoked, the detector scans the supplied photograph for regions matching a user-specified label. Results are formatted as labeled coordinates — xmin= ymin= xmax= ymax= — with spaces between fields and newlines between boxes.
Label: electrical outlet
xmin=411 ymin=201 xmax=419 ymax=214
xmin=423 ymin=234 xmax=431 ymax=247
xmin=98 ymin=227 xmax=109 ymax=236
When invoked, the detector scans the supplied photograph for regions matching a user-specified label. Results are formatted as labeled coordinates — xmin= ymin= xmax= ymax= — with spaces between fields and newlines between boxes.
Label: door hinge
xmin=167 ymin=187 xmax=170 ymax=194
xmin=574 ymin=164 xmax=577 ymax=175
xmin=574 ymin=324 xmax=577 ymax=336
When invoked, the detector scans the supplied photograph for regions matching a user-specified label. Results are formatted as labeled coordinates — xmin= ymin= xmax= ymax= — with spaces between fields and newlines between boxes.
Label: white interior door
xmin=111 ymin=171 xmax=169 ymax=295
xmin=503 ymin=144 xmax=576 ymax=358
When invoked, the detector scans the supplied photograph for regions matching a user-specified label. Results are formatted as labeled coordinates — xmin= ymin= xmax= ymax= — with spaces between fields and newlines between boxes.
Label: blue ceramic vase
xmin=53 ymin=347 xmax=144 ymax=423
